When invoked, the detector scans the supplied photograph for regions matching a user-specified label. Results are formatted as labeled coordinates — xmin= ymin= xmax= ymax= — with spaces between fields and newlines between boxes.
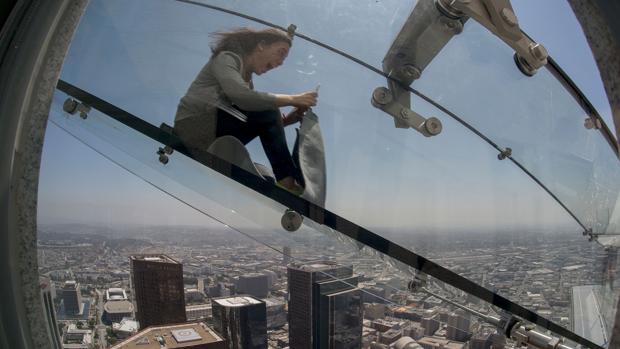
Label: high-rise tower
xmin=130 ymin=254 xmax=186 ymax=329
xmin=287 ymin=261 xmax=362 ymax=349
xmin=61 ymin=280 xmax=82 ymax=315
xmin=212 ymin=295 xmax=267 ymax=349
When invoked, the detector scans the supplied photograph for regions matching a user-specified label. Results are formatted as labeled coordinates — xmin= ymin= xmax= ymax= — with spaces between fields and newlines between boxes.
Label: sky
xmin=38 ymin=0 xmax=619 ymax=237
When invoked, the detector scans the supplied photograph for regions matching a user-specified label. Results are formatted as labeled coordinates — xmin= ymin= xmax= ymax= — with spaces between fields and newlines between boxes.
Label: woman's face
xmin=250 ymin=41 xmax=290 ymax=75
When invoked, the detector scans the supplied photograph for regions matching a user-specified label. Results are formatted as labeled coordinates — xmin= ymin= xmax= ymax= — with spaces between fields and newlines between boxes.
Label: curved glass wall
xmin=39 ymin=0 xmax=620 ymax=347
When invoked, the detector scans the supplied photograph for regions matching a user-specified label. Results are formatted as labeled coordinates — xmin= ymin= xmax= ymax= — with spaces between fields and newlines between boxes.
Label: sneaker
xmin=276 ymin=178 xmax=304 ymax=196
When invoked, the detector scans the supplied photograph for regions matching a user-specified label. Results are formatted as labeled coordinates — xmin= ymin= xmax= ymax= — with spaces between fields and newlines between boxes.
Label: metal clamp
xmin=63 ymin=98 xmax=91 ymax=119
xmin=372 ymin=87 xmax=442 ymax=137
xmin=498 ymin=147 xmax=512 ymax=160
xmin=286 ymin=24 xmax=297 ymax=39
xmin=156 ymin=146 xmax=173 ymax=165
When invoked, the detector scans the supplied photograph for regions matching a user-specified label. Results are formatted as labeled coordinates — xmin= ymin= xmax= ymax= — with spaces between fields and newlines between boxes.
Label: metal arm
xmin=436 ymin=0 xmax=548 ymax=76
xmin=372 ymin=0 xmax=548 ymax=136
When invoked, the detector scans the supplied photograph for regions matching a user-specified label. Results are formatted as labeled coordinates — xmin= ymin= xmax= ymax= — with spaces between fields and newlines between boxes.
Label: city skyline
xmin=38 ymin=221 xmax=616 ymax=348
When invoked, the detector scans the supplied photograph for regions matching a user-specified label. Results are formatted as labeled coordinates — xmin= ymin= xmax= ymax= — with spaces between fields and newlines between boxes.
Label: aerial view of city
xmin=37 ymin=222 xmax=618 ymax=349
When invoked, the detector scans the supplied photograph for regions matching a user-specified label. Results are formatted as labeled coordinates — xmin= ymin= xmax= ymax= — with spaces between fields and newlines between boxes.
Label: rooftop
xmin=417 ymin=336 xmax=466 ymax=349
xmin=212 ymin=296 xmax=262 ymax=307
xmin=130 ymin=254 xmax=179 ymax=264
xmin=104 ymin=300 xmax=134 ymax=314
xmin=109 ymin=322 xmax=225 ymax=349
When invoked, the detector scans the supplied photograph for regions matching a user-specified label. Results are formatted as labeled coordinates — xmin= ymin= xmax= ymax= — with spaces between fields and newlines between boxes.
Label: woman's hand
xmin=291 ymin=91 xmax=318 ymax=108
xmin=273 ymin=91 xmax=318 ymax=108
xmin=282 ymin=107 xmax=307 ymax=126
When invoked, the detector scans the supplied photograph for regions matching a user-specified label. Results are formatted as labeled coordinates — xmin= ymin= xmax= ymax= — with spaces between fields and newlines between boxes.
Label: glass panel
xmin=411 ymin=21 xmax=620 ymax=236
xmin=49 ymin=85 xmax=614 ymax=346
xmin=49 ymin=0 xmax=620 ymax=346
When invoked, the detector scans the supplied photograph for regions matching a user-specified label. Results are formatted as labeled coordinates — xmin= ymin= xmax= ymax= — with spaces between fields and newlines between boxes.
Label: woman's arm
xmin=212 ymin=52 xmax=318 ymax=110
xmin=273 ymin=92 xmax=317 ymax=108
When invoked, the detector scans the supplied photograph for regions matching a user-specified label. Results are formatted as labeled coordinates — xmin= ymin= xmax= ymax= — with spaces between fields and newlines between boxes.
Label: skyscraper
xmin=212 ymin=296 xmax=267 ymax=349
xmin=61 ymin=280 xmax=82 ymax=315
xmin=446 ymin=311 xmax=471 ymax=342
xmin=130 ymin=254 xmax=186 ymax=329
xmin=287 ymin=261 xmax=363 ymax=349
xmin=282 ymin=246 xmax=292 ymax=266
xmin=236 ymin=273 xmax=269 ymax=298
xmin=40 ymin=277 xmax=62 ymax=349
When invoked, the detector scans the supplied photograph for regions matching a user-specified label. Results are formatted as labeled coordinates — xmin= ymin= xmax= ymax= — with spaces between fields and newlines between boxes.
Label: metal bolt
xmin=500 ymin=8 xmax=518 ymax=27
xmin=401 ymin=64 xmax=421 ymax=80
xmin=400 ymin=109 xmax=410 ymax=120
xmin=281 ymin=209 xmax=303 ymax=232
xmin=63 ymin=98 xmax=78 ymax=114
xmin=372 ymin=87 xmax=393 ymax=105
xmin=529 ymin=43 xmax=548 ymax=62
xmin=440 ymin=16 xmax=463 ymax=34
xmin=424 ymin=117 xmax=442 ymax=135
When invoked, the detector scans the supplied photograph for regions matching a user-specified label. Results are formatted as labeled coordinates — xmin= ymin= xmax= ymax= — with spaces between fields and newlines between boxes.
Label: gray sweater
xmin=175 ymin=51 xmax=278 ymax=124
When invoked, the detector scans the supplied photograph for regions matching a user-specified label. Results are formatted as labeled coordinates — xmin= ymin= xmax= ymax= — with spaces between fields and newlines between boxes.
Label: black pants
xmin=215 ymin=108 xmax=296 ymax=181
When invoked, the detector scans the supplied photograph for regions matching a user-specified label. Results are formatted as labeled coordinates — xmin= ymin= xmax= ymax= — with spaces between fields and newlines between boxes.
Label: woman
xmin=174 ymin=27 xmax=317 ymax=194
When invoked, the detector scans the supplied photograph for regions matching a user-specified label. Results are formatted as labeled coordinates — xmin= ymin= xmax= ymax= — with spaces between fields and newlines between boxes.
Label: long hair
xmin=210 ymin=27 xmax=292 ymax=57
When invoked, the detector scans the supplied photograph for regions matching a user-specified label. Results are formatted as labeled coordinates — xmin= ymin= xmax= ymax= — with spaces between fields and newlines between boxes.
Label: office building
xmin=446 ymin=311 xmax=471 ymax=342
xmin=212 ymin=296 xmax=267 ymax=349
xmin=40 ymin=277 xmax=62 ymax=349
xmin=130 ymin=254 xmax=186 ymax=329
xmin=417 ymin=336 xmax=466 ymax=349
xmin=287 ymin=261 xmax=363 ymax=349
xmin=106 ymin=288 xmax=128 ymax=301
xmin=62 ymin=324 xmax=93 ymax=349
xmin=236 ymin=273 xmax=269 ymax=298
xmin=186 ymin=288 xmax=206 ymax=304
xmin=421 ymin=315 xmax=440 ymax=336
xmin=469 ymin=330 xmax=494 ymax=349
xmin=61 ymin=280 xmax=82 ymax=315
xmin=263 ymin=297 xmax=287 ymax=329
xmin=103 ymin=299 xmax=134 ymax=324
xmin=112 ymin=318 xmax=139 ymax=339
xmin=282 ymin=246 xmax=292 ymax=265
xmin=187 ymin=303 xmax=213 ymax=321
xmin=110 ymin=322 xmax=226 ymax=349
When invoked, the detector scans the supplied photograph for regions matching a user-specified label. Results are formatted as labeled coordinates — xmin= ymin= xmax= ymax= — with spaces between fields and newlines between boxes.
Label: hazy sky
xmin=38 ymin=0 xmax=617 ymax=236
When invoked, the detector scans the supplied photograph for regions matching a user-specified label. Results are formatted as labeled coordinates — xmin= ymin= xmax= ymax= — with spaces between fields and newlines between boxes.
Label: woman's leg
xmin=216 ymin=108 xmax=297 ymax=181
xmin=174 ymin=115 xmax=215 ymax=164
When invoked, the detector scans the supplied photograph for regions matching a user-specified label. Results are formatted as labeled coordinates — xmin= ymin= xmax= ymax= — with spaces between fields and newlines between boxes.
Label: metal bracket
xmin=584 ymin=117 xmax=602 ymax=130
xmin=436 ymin=0 xmax=548 ymax=76
xmin=583 ymin=228 xmax=596 ymax=242
xmin=63 ymin=98 xmax=90 ymax=119
xmin=372 ymin=87 xmax=442 ymax=136
xmin=407 ymin=271 xmax=429 ymax=292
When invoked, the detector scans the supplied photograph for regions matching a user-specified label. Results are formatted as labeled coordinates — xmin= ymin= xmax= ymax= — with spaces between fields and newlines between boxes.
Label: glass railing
xmin=49 ymin=82 xmax=607 ymax=347
xmin=44 ymin=0 xmax=620 ymax=347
